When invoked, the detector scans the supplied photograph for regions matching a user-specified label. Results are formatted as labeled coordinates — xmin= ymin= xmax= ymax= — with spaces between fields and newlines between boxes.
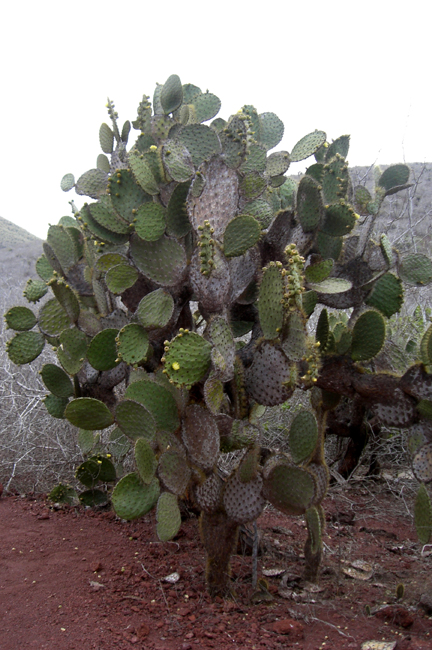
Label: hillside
xmin=0 ymin=215 xmax=41 ymax=248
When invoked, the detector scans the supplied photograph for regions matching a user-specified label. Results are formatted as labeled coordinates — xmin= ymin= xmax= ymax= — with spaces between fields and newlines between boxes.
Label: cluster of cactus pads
xmin=5 ymin=74 xmax=432 ymax=595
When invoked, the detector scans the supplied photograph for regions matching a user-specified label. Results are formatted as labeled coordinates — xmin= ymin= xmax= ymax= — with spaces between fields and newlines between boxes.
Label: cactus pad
xmin=296 ymin=176 xmax=324 ymax=232
xmin=116 ymin=324 xmax=149 ymax=365
xmin=163 ymin=330 xmax=212 ymax=388
xmin=258 ymin=264 xmax=284 ymax=340
xmin=125 ymin=379 xmax=180 ymax=433
xmin=135 ymin=438 xmax=158 ymax=484
xmin=156 ymin=492 xmax=182 ymax=541
xmin=399 ymin=254 xmax=432 ymax=287
xmin=246 ymin=341 xmax=294 ymax=406
xmin=412 ymin=443 xmax=432 ymax=484
xmin=112 ymin=473 xmax=160 ymax=520
xmin=4 ymin=306 xmax=37 ymax=331
xmin=289 ymin=410 xmax=319 ymax=464
xmin=263 ymin=459 xmax=316 ymax=515
xmin=65 ymin=397 xmax=114 ymax=430
xmin=105 ymin=264 xmax=138 ymax=294
xmin=223 ymin=471 xmax=265 ymax=524
xmin=6 ymin=331 xmax=45 ymax=365
xmin=365 ymin=273 xmax=403 ymax=317
xmin=134 ymin=202 xmax=166 ymax=241
xmin=351 ymin=310 xmax=386 ymax=361
xmin=194 ymin=473 xmax=223 ymax=513
xmin=290 ymin=130 xmax=326 ymax=162
xmin=223 ymin=215 xmax=261 ymax=258
xmin=87 ymin=328 xmax=119 ymax=371
xmin=40 ymin=364 xmax=74 ymax=398
xmin=158 ymin=449 xmax=191 ymax=495
xmin=115 ymin=399 xmax=156 ymax=441
xmin=130 ymin=233 xmax=187 ymax=287
xmin=182 ymin=404 xmax=219 ymax=470
xmin=136 ymin=288 xmax=174 ymax=330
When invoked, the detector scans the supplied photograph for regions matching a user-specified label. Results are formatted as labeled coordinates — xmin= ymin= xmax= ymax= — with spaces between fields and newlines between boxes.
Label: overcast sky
xmin=1 ymin=0 xmax=430 ymax=239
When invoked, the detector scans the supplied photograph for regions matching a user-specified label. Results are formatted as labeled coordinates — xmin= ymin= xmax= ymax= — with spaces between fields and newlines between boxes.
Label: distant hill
xmin=0 ymin=216 xmax=41 ymax=248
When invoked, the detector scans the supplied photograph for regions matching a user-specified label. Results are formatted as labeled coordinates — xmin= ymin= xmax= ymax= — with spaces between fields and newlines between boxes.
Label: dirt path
xmin=1 ymin=482 xmax=432 ymax=649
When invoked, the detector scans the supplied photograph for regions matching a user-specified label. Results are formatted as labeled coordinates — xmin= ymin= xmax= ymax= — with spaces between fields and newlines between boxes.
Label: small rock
xmin=375 ymin=605 xmax=414 ymax=628
xmin=180 ymin=644 xmax=192 ymax=650
xmin=91 ymin=562 xmax=103 ymax=573
xmin=419 ymin=592 xmax=432 ymax=615
xmin=38 ymin=511 xmax=50 ymax=520
xmin=136 ymin=622 xmax=150 ymax=638
xmin=177 ymin=607 xmax=191 ymax=617
xmin=271 ymin=618 xmax=304 ymax=639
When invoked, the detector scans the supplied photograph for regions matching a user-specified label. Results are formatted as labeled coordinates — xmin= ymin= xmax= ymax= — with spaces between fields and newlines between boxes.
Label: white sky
xmin=1 ymin=0 xmax=430 ymax=239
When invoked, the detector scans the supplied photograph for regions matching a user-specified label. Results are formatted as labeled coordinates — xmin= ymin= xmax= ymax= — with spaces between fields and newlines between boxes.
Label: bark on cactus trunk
xmin=200 ymin=510 xmax=239 ymax=598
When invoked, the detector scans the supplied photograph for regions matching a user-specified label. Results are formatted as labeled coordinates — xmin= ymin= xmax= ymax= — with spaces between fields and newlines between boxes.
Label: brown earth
xmin=1 ymin=480 xmax=432 ymax=650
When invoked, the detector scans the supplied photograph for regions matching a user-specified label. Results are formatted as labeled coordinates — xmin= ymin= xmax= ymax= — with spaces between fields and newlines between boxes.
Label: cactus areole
xmin=5 ymin=74 xmax=432 ymax=597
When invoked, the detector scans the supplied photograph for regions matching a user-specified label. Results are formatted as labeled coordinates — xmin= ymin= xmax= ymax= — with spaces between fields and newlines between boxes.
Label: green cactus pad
xmin=158 ymin=449 xmax=191 ymax=495
xmin=316 ymin=232 xmax=342 ymax=260
xmin=259 ymin=112 xmax=284 ymax=151
xmin=302 ymin=290 xmax=318 ymax=317
xmin=130 ymin=233 xmax=187 ymax=287
xmin=380 ymin=234 xmax=393 ymax=266
xmin=116 ymin=324 xmax=149 ymax=365
xmin=108 ymin=427 xmax=131 ymax=459
xmin=219 ymin=115 xmax=247 ymax=168
xmin=99 ymin=123 xmax=114 ymax=153
xmin=316 ymin=308 xmax=329 ymax=350
xmin=239 ymin=172 xmax=267 ymax=200
xmin=24 ymin=279 xmax=49 ymax=303
xmin=290 ymin=130 xmax=326 ymax=162
xmin=156 ymin=492 xmax=181 ymax=542
xmin=80 ymin=205 xmax=129 ymax=246
xmin=136 ymin=288 xmax=174 ymax=330
xmin=223 ymin=471 xmax=265 ymax=524
xmin=60 ymin=173 xmax=75 ymax=192
xmin=40 ymin=364 xmax=74 ymax=398
xmin=134 ymin=202 xmax=166 ymax=241
xmin=128 ymin=149 xmax=160 ymax=195
xmin=65 ymin=397 xmax=114 ymax=430
xmin=296 ymin=176 xmax=324 ymax=232
xmin=87 ymin=328 xmax=119 ymax=371
xmin=325 ymin=135 xmax=350 ymax=160
xmin=115 ymin=399 xmax=156 ymax=441
xmin=354 ymin=185 xmax=373 ymax=214
xmin=378 ymin=164 xmax=410 ymax=193
xmin=78 ymin=428 xmax=97 ymax=455
xmin=75 ymin=169 xmax=108 ymax=200
xmin=258 ymin=264 xmax=284 ymax=340
xmin=399 ymin=254 xmax=432 ymax=286
xmin=304 ymin=259 xmax=332 ymax=285
xmin=105 ymin=264 xmax=138 ymax=294
xmin=208 ymin=315 xmax=235 ymax=370
xmin=6 ymin=331 xmax=45 ymax=365
xmin=414 ymin=483 xmax=432 ymax=545
xmin=135 ymin=438 xmax=158 ymax=484
xmin=266 ymin=151 xmax=290 ymax=177
xmin=365 ymin=273 xmax=404 ymax=317
xmin=246 ymin=341 xmax=294 ymax=406
xmin=76 ymin=455 xmax=116 ymax=487
xmin=242 ymin=199 xmax=273 ymax=229
xmin=48 ymin=484 xmax=77 ymax=505
xmin=351 ymin=310 xmax=386 ymax=361
xmin=412 ymin=443 xmax=432 ymax=483
xmin=417 ymin=400 xmax=432 ymax=420
xmin=43 ymin=394 xmax=69 ymax=418
xmin=95 ymin=252 xmax=128 ymax=273
xmin=97 ymin=154 xmax=110 ymax=173
xmin=177 ymin=124 xmax=221 ymax=167
xmin=108 ymin=169 xmax=151 ymax=222
xmin=420 ymin=326 xmax=432 ymax=365
xmin=223 ymin=215 xmax=261 ymax=258
xmin=57 ymin=327 xmax=88 ymax=375
xmin=189 ymin=91 xmax=221 ymax=124
xmin=4 ymin=306 xmax=37 ymax=331
xmin=263 ymin=459 xmax=316 ymax=515
xmin=321 ymin=203 xmax=357 ymax=237
xmin=240 ymin=143 xmax=267 ymax=174
xmin=49 ymin=279 xmax=80 ymax=322
xmin=79 ymin=489 xmax=109 ymax=507
xmin=88 ymin=201 xmax=130 ymax=234
xmin=125 ymin=379 xmax=180 ymax=433
xmin=160 ymin=74 xmax=183 ymax=114
xmin=182 ymin=404 xmax=219 ymax=470
xmin=204 ymin=372 xmax=224 ymax=414
xmin=308 ymin=278 xmax=352 ymax=294
xmin=166 ymin=182 xmax=191 ymax=238
xmin=282 ymin=311 xmax=306 ymax=362
xmin=289 ymin=410 xmax=318 ymax=463
xmin=322 ymin=157 xmax=349 ymax=204
xmin=47 ymin=225 xmax=78 ymax=273
xmin=162 ymin=140 xmax=195 ymax=182
xmin=112 ymin=473 xmax=160 ymax=520
xmin=163 ymin=331 xmax=212 ymax=388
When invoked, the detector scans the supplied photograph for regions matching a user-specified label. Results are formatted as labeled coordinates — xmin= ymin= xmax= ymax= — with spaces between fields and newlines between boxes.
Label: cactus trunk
xmin=200 ymin=510 xmax=239 ymax=598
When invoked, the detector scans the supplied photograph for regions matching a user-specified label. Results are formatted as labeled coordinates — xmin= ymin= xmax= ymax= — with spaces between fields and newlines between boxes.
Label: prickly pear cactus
xmin=5 ymin=74 xmax=432 ymax=595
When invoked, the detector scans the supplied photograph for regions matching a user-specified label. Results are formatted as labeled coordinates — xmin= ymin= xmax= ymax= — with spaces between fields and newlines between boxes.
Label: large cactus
xmin=5 ymin=74 xmax=432 ymax=595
